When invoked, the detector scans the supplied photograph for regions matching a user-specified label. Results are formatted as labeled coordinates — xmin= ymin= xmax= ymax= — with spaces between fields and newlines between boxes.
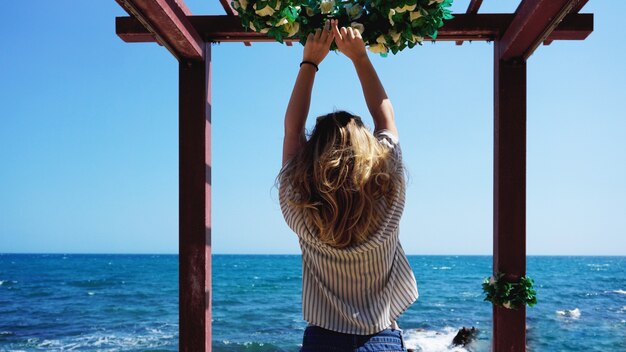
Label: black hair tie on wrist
xmin=300 ymin=61 xmax=319 ymax=72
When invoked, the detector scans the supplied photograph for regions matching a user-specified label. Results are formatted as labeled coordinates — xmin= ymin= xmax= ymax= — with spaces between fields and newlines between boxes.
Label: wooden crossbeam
xmin=467 ymin=0 xmax=484 ymax=14
xmin=115 ymin=0 xmax=205 ymax=60
xmin=456 ymin=0 xmax=484 ymax=45
xmin=571 ymin=0 xmax=589 ymax=14
xmin=116 ymin=13 xmax=592 ymax=44
xmin=218 ymin=0 xmax=252 ymax=46
xmin=498 ymin=0 xmax=587 ymax=61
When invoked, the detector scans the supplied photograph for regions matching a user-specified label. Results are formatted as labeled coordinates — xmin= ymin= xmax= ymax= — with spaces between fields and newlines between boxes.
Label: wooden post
xmin=179 ymin=44 xmax=212 ymax=352
xmin=493 ymin=40 xmax=527 ymax=352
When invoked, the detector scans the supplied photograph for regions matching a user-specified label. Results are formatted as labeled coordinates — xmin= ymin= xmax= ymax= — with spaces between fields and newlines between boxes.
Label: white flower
xmin=395 ymin=4 xmax=417 ymax=13
xmin=389 ymin=30 xmax=401 ymax=44
xmin=429 ymin=0 xmax=445 ymax=4
xmin=275 ymin=17 xmax=288 ymax=27
xmin=248 ymin=21 xmax=257 ymax=31
xmin=283 ymin=21 xmax=300 ymax=37
xmin=274 ymin=0 xmax=282 ymax=10
xmin=368 ymin=43 xmax=388 ymax=54
xmin=254 ymin=3 xmax=275 ymax=17
xmin=320 ymin=0 xmax=335 ymax=15
xmin=410 ymin=11 xmax=423 ymax=22
xmin=489 ymin=276 xmax=496 ymax=285
xmin=345 ymin=4 xmax=364 ymax=20
xmin=376 ymin=34 xmax=387 ymax=44
xmin=388 ymin=8 xmax=396 ymax=26
xmin=350 ymin=22 xmax=364 ymax=35
xmin=503 ymin=301 xmax=513 ymax=309
xmin=305 ymin=6 xmax=315 ymax=17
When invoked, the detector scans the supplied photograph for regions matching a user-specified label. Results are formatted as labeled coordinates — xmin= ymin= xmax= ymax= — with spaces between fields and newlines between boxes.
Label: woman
xmin=278 ymin=19 xmax=418 ymax=352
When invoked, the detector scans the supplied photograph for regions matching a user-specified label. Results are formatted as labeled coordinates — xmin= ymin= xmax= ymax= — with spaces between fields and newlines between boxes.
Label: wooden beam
xmin=498 ymin=0 xmax=584 ymax=61
xmin=456 ymin=0 xmax=483 ymax=44
xmin=571 ymin=0 xmax=589 ymax=13
xmin=456 ymin=0 xmax=483 ymax=45
xmin=218 ymin=0 xmax=252 ymax=46
xmin=467 ymin=0 xmax=484 ymax=14
xmin=179 ymin=45 xmax=212 ymax=351
xmin=116 ymin=13 xmax=592 ymax=44
xmin=115 ymin=0 xmax=205 ymax=60
xmin=219 ymin=0 xmax=236 ymax=14
xmin=493 ymin=40 xmax=527 ymax=352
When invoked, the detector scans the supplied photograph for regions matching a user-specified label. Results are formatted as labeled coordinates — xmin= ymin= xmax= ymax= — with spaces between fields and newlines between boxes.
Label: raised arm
xmin=283 ymin=21 xmax=334 ymax=165
xmin=331 ymin=20 xmax=397 ymax=137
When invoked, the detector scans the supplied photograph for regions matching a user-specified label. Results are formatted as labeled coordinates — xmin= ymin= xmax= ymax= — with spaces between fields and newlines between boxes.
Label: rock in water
xmin=451 ymin=326 xmax=479 ymax=346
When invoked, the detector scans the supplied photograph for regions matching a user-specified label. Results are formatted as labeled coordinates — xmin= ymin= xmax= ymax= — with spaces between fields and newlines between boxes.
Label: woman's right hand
xmin=302 ymin=20 xmax=334 ymax=66
xmin=331 ymin=19 xmax=367 ymax=63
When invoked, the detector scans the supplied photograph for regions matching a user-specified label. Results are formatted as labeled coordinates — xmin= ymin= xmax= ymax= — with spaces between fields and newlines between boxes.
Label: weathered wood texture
xmin=179 ymin=45 xmax=212 ymax=351
xmin=115 ymin=0 xmax=205 ymax=60
xmin=493 ymin=40 xmax=527 ymax=352
xmin=456 ymin=0 xmax=484 ymax=44
xmin=499 ymin=0 xmax=588 ymax=60
xmin=116 ymin=13 xmax=593 ymax=45
xmin=217 ymin=0 xmax=252 ymax=46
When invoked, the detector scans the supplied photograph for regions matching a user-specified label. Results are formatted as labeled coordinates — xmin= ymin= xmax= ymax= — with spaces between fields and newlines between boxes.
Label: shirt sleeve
xmin=374 ymin=129 xmax=402 ymax=162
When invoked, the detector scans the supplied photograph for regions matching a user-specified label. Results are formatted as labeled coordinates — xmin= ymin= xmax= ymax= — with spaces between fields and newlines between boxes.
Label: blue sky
xmin=0 ymin=1 xmax=624 ymax=255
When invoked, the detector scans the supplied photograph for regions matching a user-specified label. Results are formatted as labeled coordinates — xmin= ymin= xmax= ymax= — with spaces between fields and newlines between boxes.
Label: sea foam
xmin=556 ymin=308 xmax=581 ymax=319
xmin=404 ymin=326 xmax=486 ymax=352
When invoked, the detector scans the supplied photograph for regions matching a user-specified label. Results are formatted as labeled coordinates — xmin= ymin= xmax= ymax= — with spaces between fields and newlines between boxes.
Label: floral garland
xmin=231 ymin=0 xmax=454 ymax=56
xmin=482 ymin=272 xmax=538 ymax=310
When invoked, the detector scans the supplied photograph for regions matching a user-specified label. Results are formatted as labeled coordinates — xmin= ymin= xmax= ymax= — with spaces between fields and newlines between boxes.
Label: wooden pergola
xmin=113 ymin=0 xmax=594 ymax=351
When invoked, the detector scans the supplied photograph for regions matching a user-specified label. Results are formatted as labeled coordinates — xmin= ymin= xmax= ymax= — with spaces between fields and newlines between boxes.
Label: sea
xmin=0 ymin=254 xmax=624 ymax=351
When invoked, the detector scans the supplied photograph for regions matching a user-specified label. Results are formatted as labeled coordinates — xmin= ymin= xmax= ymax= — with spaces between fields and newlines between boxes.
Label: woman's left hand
xmin=302 ymin=19 xmax=334 ymax=66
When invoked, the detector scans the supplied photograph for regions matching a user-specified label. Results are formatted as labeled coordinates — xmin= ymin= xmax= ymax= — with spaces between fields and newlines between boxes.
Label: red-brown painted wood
xmin=493 ymin=40 xmax=527 ymax=352
xmin=179 ymin=45 xmax=212 ymax=352
xmin=116 ymin=13 xmax=592 ymax=44
xmin=218 ymin=0 xmax=252 ymax=46
xmin=115 ymin=0 xmax=205 ymax=60
xmin=498 ymin=0 xmax=583 ymax=61
xmin=456 ymin=0 xmax=484 ymax=44
xmin=467 ymin=0 xmax=484 ymax=14
xmin=572 ymin=0 xmax=589 ymax=14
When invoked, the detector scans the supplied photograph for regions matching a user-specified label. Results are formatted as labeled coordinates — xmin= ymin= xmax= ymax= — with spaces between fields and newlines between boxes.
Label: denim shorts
xmin=300 ymin=325 xmax=408 ymax=352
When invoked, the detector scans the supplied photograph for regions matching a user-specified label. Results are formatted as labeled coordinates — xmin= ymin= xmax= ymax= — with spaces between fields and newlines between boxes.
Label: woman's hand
xmin=331 ymin=19 xmax=367 ymax=63
xmin=302 ymin=20 xmax=334 ymax=66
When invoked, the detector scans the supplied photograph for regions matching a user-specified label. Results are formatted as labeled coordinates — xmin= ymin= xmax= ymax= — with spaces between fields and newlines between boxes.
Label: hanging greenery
xmin=231 ymin=0 xmax=454 ymax=56
xmin=482 ymin=272 xmax=538 ymax=310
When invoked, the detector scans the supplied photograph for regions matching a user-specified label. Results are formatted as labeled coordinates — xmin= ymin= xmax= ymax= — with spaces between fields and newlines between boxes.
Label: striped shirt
xmin=279 ymin=130 xmax=419 ymax=335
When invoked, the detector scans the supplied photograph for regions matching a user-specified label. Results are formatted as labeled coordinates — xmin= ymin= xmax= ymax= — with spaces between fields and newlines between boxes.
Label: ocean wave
xmin=556 ymin=308 xmax=581 ymax=319
xmin=404 ymin=326 xmax=488 ymax=352
xmin=13 ymin=330 xmax=177 ymax=351
xmin=612 ymin=289 xmax=626 ymax=295
xmin=215 ymin=340 xmax=286 ymax=351
xmin=587 ymin=263 xmax=610 ymax=271
xmin=433 ymin=266 xmax=453 ymax=270
xmin=66 ymin=279 xmax=117 ymax=288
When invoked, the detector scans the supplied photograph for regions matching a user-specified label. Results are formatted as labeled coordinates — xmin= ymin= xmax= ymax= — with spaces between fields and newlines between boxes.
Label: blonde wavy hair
xmin=278 ymin=111 xmax=404 ymax=249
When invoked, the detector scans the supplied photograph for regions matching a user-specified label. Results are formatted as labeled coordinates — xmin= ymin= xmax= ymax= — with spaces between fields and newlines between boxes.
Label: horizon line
xmin=1 ymin=252 xmax=624 ymax=257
